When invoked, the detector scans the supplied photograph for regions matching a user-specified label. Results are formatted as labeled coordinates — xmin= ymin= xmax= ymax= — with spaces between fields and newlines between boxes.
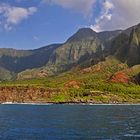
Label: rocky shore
xmin=0 ymin=86 xmax=60 ymax=103
xmin=0 ymin=86 xmax=140 ymax=104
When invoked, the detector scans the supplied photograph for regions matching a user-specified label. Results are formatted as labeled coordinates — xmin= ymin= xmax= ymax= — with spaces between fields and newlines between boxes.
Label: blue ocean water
xmin=0 ymin=104 xmax=139 ymax=140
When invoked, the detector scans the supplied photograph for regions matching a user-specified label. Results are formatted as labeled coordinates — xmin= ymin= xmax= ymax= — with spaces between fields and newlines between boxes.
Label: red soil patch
xmin=109 ymin=72 xmax=131 ymax=83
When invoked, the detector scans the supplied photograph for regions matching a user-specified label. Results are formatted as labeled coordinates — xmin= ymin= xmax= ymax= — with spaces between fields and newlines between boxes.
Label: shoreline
xmin=0 ymin=86 xmax=139 ymax=105
xmin=1 ymin=102 xmax=140 ymax=105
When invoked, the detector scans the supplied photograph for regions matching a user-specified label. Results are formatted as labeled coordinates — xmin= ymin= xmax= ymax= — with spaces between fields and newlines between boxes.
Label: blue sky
xmin=0 ymin=0 xmax=140 ymax=49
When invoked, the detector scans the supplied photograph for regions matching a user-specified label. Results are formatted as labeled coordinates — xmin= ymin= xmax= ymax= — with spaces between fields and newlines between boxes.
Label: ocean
xmin=0 ymin=104 xmax=139 ymax=140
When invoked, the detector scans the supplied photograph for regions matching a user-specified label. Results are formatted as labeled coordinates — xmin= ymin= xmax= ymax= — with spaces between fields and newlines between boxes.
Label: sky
xmin=0 ymin=0 xmax=140 ymax=49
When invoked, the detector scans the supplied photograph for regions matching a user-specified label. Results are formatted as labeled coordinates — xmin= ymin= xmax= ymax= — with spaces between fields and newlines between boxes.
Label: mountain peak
xmin=77 ymin=28 xmax=96 ymax=34
xmin=67 ymin=28 xmax=97 ymax=42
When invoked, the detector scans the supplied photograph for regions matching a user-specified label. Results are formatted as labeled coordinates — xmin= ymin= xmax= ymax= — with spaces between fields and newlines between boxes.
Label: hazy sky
xmin=0 ymin=0 xmax=140 ymax=49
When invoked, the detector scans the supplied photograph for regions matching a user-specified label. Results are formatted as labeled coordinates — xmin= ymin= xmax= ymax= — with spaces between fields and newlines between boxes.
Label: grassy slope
xmin=0 ymin=57 xmax=140 ymax=103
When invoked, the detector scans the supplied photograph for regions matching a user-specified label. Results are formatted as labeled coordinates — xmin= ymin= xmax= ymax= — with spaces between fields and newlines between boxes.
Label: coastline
xmin=1 ymin=102 xmax=140 ymax=105
xmin=0 ymin=86 xmax=140 ymax=105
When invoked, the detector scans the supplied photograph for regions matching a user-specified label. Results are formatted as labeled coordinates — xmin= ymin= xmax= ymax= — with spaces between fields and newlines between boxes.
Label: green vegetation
xmin=0 ymin=58 xmax=140 ymax=104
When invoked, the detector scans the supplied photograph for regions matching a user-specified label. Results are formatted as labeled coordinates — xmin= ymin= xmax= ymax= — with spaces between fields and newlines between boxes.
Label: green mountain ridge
xmin=1 ymin=23 xmax=140 ymax=81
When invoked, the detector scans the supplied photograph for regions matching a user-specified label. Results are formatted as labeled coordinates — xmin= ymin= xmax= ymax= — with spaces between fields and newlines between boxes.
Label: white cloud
xmin=0 ymin=3 xmax=37 ymax=30
xmin=1 ymin=0 xmax=140 ymax=32
xmin=43 ymin=0 xmax=96 ymax=16
xmin=43 ymin=0 xmax=140 ymax=32
xmin=90 ymin=0 xmax=114 ymax=32
xmin=90 ymin=0 xmax=140 ymax=32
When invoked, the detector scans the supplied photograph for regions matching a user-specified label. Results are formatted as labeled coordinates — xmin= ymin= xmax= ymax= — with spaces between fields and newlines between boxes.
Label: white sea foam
xmin=1 ymin=102 xmax=53 ymax=105
xmin=1 ymin=102 xmax=140 ymax=106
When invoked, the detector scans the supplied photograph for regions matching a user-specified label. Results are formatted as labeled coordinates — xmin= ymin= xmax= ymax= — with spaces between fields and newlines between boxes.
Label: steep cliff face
xmin=126 ymin=25 xmax=140 ymax=66
xmin=110 ymin=33 xmax=130 ymax=61
xmin=110 ymin=24 xmax=140 ymax=66
xmin=48 ymin=38 xmax=102 ymax=66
